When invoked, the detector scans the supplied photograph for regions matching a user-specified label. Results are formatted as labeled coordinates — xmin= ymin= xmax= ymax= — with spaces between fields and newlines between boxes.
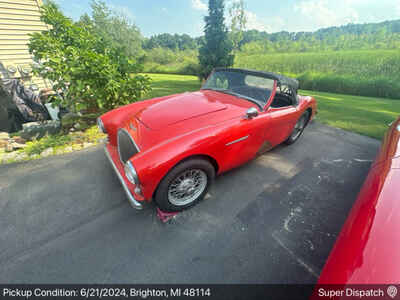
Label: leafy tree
xmin=229 ymin=0 xmax=247 ymax=51
xmin=176 ymin=34 xmax=198 ymax=50
xmin=143 ymin=33 xmax=198 ymax=51
xmin=29 ymin=1 xmax=151 ymax=113
xmin=79 ymin=1 xmax=144 ymax=60
xmin=198 ymin=0 xmax=234 ymax=79
xmin=234 ymin=19 xmax=400 ymax=53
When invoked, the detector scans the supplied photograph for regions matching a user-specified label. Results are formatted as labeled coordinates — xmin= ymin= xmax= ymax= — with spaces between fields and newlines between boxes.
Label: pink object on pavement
xmin=156 ymin=207 xmax=179 ymax=223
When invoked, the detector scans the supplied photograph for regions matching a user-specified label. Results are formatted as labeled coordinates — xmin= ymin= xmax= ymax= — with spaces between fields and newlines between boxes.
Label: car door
xmin=223 ymin=75 xmax=284 ymax=165
xmin=263 ymin=84 xmax=299 ymax=147
xmin=264 ymin=106 xmax=298 ymax=146
xmin=220 ymin=107 xmax=271 ymax=170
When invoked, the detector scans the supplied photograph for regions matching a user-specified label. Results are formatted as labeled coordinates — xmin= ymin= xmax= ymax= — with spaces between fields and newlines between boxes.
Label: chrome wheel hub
xmin=178 ymin=179 xmax=196 ymax=194
xmin=168 ymin=169 xmax=208 ymax=206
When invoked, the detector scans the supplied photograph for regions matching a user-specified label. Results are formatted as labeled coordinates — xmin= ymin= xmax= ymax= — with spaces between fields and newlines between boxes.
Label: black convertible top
xmin=214 ymin=68 xmax=299 ymax=92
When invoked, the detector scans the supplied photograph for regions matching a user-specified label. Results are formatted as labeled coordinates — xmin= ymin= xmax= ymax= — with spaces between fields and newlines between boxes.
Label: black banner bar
xmin=0 ymin=285 xmax=399 ymax=300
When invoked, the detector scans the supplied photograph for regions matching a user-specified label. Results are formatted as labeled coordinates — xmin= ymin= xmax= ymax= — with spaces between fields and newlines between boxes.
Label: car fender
xmin=130 ymin=118 xmax=258 ymax=200
xmin=100 ymin=94 xmax=181 ymax=145
xmin=297 ymin=95 xmax=317 ymax=122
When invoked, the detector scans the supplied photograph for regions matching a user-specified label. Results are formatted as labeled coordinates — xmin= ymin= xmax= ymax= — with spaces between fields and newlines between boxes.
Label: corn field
xmin=234 ymin=50 xmax=400 ymax=99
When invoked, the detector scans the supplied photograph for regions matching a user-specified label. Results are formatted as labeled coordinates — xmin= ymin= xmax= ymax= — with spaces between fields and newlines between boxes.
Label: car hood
xmin=127 ymin=90 xmax=257 ymax=151
xmin=135 ymin=91 xmax=244 ymax=130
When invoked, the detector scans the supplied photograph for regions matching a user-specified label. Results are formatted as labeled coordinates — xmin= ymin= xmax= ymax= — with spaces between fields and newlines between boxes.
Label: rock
xmin=20 ymin=120 xmax=61 ymax=141
xmin=15 ymin=152 xmax=28 ymax=161
xmin=69 ymin=128 xmax=75 ymax=132
xmin=55 ymin=149 xmax=64 ymax=155
xmin=22 ymin=122 xmax=41 ymax=130
xmin=61 ymin=112 xmax=80 ymax=121
xmin=61 ymin=112 xmax=80 ymax=129
xmin=1 ymin=152 xmax=19 ymax=162
xmin=74 ymin=123 xmax=81 ymax=130
xmin=41 ymin=147 xmax=53 ymax=157
xmin=83 ymin=142 xmax=94 ymax=149
xmin=13 ymin=137 xmax=26 ymax=144
xmin=11 ymin=142 xmax=27 ymax=150
xmin=0 ymin=132 xmax=9 ymax=140
xmin=72 ymin=144 xmax=82 ymax=150
xmin=5 ymin=143 xmax=14 ymax=152
xmin=0 ymin=140 xmax=8 ymax=148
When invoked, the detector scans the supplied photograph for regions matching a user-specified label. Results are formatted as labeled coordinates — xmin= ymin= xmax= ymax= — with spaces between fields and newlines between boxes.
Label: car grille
xmin=117 ymin=128 xmax=139 ymax=164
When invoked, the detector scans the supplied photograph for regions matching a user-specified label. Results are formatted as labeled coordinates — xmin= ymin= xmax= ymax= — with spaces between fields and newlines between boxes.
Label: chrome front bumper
xmin=104 ymin=146 xmax=143 ymax=210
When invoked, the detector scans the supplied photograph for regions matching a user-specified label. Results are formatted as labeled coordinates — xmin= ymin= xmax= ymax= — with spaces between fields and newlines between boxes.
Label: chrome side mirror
xmin=245 ymin=107 xmax=258 ymax=119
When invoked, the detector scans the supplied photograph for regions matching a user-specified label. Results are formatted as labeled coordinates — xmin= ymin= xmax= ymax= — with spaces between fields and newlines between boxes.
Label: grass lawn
xmin=141 ymin=73 xmax=200 ymax=99
xmin=142 ymin=73 xmax=400 ymax=140
xmin=300 ymin=90 xmax=400 ymax=140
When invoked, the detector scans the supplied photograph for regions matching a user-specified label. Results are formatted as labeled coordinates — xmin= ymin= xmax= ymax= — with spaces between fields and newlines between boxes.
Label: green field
xmin=143 ymin=49 xmax=400 ymax=100
xmin=142 ymin=73 xmax=400 ymax=140
xmin=235 ymin=50 xmax=400 ymax=99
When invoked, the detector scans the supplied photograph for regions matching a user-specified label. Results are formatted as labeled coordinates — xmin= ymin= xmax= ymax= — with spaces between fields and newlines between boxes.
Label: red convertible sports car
xmin=98 ymin=68 xmax=317 ymax=212
xmin=316 ymin=116 xmax=400 ymax=285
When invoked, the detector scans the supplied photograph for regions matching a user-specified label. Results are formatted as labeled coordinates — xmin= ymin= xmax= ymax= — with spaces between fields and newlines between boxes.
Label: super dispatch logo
xmin=388 ymin=286 xmax=398 ymax=299
xmin=318 ymin=287 xmax=386 ymax=298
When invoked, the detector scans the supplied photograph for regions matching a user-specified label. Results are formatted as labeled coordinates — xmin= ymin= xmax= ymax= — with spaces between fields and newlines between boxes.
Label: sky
xmin=54 ymin=0 xmax=400 ymax=37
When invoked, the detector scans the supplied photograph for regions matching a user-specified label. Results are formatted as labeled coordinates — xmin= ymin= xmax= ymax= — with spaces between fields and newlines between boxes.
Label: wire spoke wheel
xmin=168 ymin=169 xmax=208 ymax=206
xmin=291 ymin=115 xmax=307 ymax=140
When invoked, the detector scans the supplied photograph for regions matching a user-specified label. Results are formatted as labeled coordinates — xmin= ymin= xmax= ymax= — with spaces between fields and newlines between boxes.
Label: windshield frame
xmin=201 ymin=69 xmax=278 ymax=111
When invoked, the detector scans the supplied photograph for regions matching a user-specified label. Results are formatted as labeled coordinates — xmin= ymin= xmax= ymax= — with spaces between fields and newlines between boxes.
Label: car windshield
xmin=201 ymin=70 xmax=275 ymax=108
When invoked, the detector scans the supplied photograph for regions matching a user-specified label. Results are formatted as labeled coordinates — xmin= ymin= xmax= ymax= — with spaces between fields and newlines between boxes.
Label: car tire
xmin=154 ymin=158 xmax=215 ymax=212
xmin=284 ymin=111 xmax=310 ymax=145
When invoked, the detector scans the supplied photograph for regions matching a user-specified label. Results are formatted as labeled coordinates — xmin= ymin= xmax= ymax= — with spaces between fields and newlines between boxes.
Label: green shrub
xmin=143 ymin=49 xmax=200 ymax=75
xmin=29 ymin=1 xmax=152 ymax=113
xmin=25 ymin=134 xmax=72 ymax=156
xmin=144 ymin=47 xmax=178 ymax=65
xmin=180 ymin=62 xmax=202 ymax=76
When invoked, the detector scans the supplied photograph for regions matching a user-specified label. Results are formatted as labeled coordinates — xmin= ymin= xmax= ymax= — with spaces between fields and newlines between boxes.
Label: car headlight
xmin=124 ymin=161 xmax=139 ymax=184
xmin=97 ymin=117 xmax=106 ymax=133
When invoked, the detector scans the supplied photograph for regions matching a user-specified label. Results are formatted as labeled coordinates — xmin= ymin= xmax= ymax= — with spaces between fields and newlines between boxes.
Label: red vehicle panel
xmin=317 ymin=117 xmax=400 ymax=284
xmin=99 ymin=68 xmax=317 ymax=212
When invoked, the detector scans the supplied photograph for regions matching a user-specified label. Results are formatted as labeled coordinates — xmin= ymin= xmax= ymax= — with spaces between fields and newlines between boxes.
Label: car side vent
xmin=117 ymin=129 xmax=139 ymax=164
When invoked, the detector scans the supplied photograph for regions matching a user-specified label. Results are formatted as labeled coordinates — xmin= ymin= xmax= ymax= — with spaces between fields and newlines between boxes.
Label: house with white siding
xmin=0 ymin=0 xmax=50 ymax=90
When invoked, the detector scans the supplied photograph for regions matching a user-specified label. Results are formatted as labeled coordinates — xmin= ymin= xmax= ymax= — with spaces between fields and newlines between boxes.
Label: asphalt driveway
xmin=0 ymin=122 xmax=380 ymax=284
